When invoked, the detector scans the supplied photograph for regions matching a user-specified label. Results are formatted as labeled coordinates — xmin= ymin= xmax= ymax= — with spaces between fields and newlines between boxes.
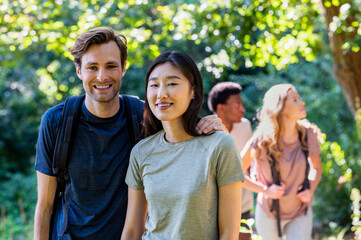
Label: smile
xmin=94 ymin=85 xmax=111 ymax=89
xmin=157 ymin=103 xmax=172 ymax=107
xmin=156 ymin=102 xmax=173 ymax=109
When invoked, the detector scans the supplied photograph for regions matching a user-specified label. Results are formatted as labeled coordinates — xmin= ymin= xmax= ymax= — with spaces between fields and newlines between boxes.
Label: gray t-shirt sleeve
xmin=215 ymin=133 xmax=245 ymax=187
xmin=125 ymin=145 xmax=144 ymax=190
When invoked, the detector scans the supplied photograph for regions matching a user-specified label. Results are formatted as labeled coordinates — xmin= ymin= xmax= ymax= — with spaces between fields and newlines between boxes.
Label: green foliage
xmin=239 ymin=218 xmax=252 ymax=234
xmin=312 ymin=138 xmax=361 ymax=235
xmin=350 ymin=188 xmax=361 ymax=238
xmin=175 ymin=0 xmax=324 ymax=72
xmin=0 ymin=173 xmax=36 ymax=239
xmin=356 ymin=109 xmax=361 ymax=133
xmin=323 ymin=0 xmax=361 ymax=52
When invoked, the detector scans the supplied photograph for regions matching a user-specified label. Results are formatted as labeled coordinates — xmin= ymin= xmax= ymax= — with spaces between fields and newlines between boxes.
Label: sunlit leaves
xmin=36 ymin=68 xmax=59 ymax=102
xmin=161 ymin=0 xmax=323 ymax=78
xmin=325 ymin=0 xmax=361 ymax=52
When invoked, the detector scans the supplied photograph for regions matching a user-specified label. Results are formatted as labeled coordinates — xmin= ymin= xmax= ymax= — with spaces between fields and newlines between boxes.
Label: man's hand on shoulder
xmin=196 ymin=115 xmax=228 ymax=134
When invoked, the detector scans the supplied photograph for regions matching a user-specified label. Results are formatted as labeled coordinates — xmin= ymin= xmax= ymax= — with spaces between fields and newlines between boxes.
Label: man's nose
xmin=240 ymin=104 xmax=245 ymax=113
xmin=97 ymin=68 xmax=106 ymax=82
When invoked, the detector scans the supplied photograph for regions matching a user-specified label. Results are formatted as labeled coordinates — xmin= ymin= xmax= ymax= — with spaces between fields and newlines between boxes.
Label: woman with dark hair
xmin=241 ymin=84 xmax=323 ymax=240
xmin=121 ymin=51 xmax=244 ymax=240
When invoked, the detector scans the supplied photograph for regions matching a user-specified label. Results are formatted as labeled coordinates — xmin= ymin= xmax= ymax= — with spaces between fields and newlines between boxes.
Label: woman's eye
xmin=168 ymin=83 xmax=178 ymax=86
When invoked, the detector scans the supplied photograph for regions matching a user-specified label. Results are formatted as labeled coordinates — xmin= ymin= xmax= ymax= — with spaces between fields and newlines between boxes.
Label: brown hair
xmin=70 ymin=27 xmax=127 ymax=70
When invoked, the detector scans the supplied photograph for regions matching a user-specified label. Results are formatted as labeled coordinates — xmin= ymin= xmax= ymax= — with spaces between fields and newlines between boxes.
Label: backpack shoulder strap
xmin=52 ymin=95 xmax=85 ymax=184
xmin=51 ymin=95 xmax=84 ymax=236
xmin=299 ymin=131 xmax=310 ymax=189
xmin=269 ymin=153 xmax=282 ymax=237
xmin=122 ymin=95 xmax=144 ymax=146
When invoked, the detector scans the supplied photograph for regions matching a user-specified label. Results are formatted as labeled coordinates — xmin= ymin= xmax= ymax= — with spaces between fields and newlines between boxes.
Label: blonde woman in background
xmin=241 ymin=84 xmax=323 ymax=240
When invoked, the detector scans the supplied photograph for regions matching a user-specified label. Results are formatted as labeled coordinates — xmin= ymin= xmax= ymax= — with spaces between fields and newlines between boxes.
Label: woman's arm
xmin=121 ymin=188 xmax=148 ymax=240
xmin=243 ymin=176 xmax=285 ymax=199
xmin=218 ymin=181 xmax=243 ymax=240
xmin=242 ymin=144 xmax=285 ymax=199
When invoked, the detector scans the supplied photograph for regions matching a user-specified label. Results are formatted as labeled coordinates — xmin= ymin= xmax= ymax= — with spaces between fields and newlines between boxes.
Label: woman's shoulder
xmin=202 ymin=131 xmax=236 ymax=148
xmin=208 ymin=130 xmax=232 ymax=140
xmin=298 ymin=119 xmax=323 ymax=141
xmin=132 ymin=130 xmax=164 ymax=152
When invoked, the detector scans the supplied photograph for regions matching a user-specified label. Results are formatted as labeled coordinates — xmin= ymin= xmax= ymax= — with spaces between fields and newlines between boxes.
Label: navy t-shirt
xmin=35 ymin=97 xmax=135 ymax=239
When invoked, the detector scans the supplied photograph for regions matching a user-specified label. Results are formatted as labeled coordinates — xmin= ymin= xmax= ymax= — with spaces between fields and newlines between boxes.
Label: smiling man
xmin=34 ymin=27 xmax=225 ymax=240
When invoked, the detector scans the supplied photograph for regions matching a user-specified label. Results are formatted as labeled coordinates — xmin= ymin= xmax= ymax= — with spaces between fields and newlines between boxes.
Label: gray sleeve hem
xmin=218 ymin=175 xmax=245 ymax=187
xmin=125 ymin=179 xmax=144 ymax=190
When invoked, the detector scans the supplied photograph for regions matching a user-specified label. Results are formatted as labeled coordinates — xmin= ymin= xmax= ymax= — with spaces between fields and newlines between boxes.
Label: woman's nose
xmin=157 ymin=85 xmax=168 ymax=99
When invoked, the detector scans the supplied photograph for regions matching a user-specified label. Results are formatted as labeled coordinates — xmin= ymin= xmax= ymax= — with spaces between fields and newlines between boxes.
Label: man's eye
xmin=87 ymin=66 xmax=97 ymax=70
xmin=108 ymin=65 xmax=117 ymax=69
xmin=168 ymin=83 xmax=178 ymax=86
xmin=149 ymin=84 xmax=158 ymax=87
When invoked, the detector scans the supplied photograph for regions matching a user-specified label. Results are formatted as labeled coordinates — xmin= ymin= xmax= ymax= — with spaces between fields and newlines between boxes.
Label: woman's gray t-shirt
xmin=126 ymin=130 xmax=244 ymax=240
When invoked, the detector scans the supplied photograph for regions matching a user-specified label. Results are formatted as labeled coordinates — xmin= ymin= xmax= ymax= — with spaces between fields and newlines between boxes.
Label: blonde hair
xmin=253 ymin=84 xmax=320 ymax=166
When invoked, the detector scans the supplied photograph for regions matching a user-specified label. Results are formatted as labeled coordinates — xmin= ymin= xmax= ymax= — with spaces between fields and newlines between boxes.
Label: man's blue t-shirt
xmin=35 ymin=97 xmax=136 ymax=239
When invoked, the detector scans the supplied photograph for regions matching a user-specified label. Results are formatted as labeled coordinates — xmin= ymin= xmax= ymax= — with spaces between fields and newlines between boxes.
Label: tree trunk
xmin=321 ymin=1 xmax=361 ymax=115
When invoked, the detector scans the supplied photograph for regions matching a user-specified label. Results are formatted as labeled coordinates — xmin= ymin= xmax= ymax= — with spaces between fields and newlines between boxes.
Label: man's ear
xmin=121 ymin=63 xmax=127 ymax=77
xmin=75 ymin=63 xmax=82 ymax=80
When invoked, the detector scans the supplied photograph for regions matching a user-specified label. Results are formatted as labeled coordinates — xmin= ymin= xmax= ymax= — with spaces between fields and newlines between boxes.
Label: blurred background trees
xmin=0 ymin=0 xmax=360 ymax=239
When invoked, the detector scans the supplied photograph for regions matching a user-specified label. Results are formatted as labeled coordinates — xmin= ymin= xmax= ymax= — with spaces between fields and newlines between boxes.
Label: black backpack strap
xmin=299 ymin=130 xmax=310 ymax=190
xmin=51 ymin=95 xmax=84 ymax=237
xmin=269 ymin=154 xmax=282 ymax=237
xmin=122 ymin=95 xmax=144 ymax=146
xmin=298 ymin=130 xmax=310 ymax=215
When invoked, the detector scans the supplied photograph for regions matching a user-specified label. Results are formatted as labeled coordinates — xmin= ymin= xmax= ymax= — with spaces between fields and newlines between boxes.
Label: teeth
xmin=95 ymin=85 xmax=110 ymax=89
xmin=158 ymin=103 xmax=171 ymax=107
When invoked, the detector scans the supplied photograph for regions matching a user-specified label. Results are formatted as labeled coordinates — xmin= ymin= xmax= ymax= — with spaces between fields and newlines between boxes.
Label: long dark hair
xmin=143 ymin=51 xmax=203 ymax=137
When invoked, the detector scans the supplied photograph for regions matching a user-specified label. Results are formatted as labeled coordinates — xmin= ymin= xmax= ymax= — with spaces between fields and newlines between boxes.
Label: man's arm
xmin=34 ymin=171 xmax=57 ymax=240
